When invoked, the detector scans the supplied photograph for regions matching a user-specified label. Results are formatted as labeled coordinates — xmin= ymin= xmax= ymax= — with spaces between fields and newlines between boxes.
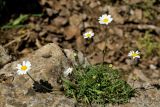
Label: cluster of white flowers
xmin=83 ymin=14 xmax=113 ymax=39
xmin=16 ymin=13 xmax=140 ymax=78
xmin=82 ymin=14 xmax=141 ymax=60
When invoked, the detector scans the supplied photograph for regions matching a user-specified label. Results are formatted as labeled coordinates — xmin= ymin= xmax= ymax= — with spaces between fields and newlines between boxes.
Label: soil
xmin=0 ymin=0 xmax=160 ymax=106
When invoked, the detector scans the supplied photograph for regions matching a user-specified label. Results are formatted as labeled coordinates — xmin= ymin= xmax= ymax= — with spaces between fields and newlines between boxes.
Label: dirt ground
xmin=0 ymin=0 xmax=160 ymax=106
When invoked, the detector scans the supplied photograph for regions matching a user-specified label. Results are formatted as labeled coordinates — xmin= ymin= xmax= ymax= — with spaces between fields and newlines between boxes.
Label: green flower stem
xmin=27 ymin=72 xmax=37 ymax=83
xmin=102 ymin=39 xmax=107 ymax=64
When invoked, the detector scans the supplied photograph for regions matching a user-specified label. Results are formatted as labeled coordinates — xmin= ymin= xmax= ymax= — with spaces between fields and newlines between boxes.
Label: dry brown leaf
xmin=96 ymin=41 xmax=106 ymax=51
xmin=64 ymin=26 xmax=79 ymax=40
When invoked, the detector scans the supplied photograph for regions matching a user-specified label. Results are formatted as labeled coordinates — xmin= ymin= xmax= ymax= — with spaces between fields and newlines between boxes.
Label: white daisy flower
xmin=128 ymin=50 xmax=140 ymax=59
xmin=16 ymin=61 xmax=31 ymax=75
xmin=83 ymin=31 xmax=94 ymax=39
xmin=98 ymin=14 xmax=113 ymax=25
xmin=63 ymin=67 xmax=73 ymax=77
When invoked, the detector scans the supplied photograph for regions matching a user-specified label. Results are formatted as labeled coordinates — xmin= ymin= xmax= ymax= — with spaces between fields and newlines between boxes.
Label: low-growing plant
xmin=62 ymin=64 xmax=134 ymax=106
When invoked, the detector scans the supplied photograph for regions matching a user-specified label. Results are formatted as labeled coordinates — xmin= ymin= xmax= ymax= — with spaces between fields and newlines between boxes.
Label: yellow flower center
xmin=132 ymin=53 xmax=139 ymax=58
xmin=103 ymin=18 xmax=109 ymax=23
xmin=21 ymin=66 xmax=27 ymax=71
xmin=86 ymin=33 xmax=91 ymax=37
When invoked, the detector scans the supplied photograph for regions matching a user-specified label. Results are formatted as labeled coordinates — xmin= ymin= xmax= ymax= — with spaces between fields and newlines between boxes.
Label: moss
xmin=62 ymin=64 xmax=134 ymax=106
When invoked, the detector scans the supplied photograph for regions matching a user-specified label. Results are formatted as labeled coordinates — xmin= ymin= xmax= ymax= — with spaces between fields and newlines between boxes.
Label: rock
xmin=0 ymin=45 xmax=11 ymax=67
xmin=0 ymin=43 xmax=75 ymax=107
xmin=127 ymin=88 xmax=160 ymax=107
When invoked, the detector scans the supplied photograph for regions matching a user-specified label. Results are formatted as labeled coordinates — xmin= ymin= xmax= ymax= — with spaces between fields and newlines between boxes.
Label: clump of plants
xmin=62 ymin=64 xmax=134 ymax=105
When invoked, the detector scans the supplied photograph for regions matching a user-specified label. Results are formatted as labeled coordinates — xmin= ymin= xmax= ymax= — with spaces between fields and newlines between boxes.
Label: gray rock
xmin=0 ymin=43 xmax=75 ymax=107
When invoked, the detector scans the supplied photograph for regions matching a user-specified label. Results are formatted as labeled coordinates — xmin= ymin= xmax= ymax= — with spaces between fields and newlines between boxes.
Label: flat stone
xmin=0 ymin=43 xmax=75 ymax=107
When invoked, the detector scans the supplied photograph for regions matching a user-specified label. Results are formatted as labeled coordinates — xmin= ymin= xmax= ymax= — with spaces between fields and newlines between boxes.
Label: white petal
xmin=109 ymin=18 xmax=113 ymax=22
xmin=128 ymin=53 xmax=131 ymax=56
xmin=26 ymin=61 xmax=31 ymax=67
xmin=108 ymin=15 xmax=111 ymax=18
xmin=100 ymin=20 xmax=106 ymax=24
xmin=105 ymin=22 xmax=109 ymax=25
xmin=16 ymin=64 xmax=22 ymax=69
xmin=102 ymin=14 xmax=107 ymax=18
xmin=128 ymin=51 xmax=133 ymax=56
xmin=98 ymin=17 xmax=103 ymax=20
xmin=91 ymin=33 xmax=94 ymax=37
xmin=17 ymin=70 xmax=25 ymax=75
xmin=84 ymin=36 xmax=88 ymax=38
xmin=136 ymin=50 xmax=140 ymax=54
xmin=27 ymin=67 xmax=31 ymax=71
xmin=22 ymin=61 xmax=26 ymax=66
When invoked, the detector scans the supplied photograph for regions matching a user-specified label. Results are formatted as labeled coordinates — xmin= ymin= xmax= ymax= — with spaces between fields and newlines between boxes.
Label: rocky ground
xmin=0 ymin=0 xmax=160 ymax=107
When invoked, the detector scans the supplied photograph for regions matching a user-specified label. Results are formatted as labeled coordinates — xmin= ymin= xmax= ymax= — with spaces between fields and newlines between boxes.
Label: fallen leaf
xmin=96 ymin=41 xmax=106 ymax=51
xmin=64 ymin=26 xmax=79 ymax=40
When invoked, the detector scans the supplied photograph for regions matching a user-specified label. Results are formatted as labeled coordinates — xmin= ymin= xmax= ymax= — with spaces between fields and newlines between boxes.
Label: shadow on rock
xmin=33 ymin=79 xmax=53 ymax=93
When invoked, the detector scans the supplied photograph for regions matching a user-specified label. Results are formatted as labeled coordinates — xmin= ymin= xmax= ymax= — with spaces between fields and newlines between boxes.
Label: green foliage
xmin=1 ymin=14 xmax=29 ymax=29
xmin=62 ymin=64 xmax=134 ymax=105
xmin=1 ymin=14 xmax=42 ymax=29
xmin=137 ymin=31 xmax=160 ymax=57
